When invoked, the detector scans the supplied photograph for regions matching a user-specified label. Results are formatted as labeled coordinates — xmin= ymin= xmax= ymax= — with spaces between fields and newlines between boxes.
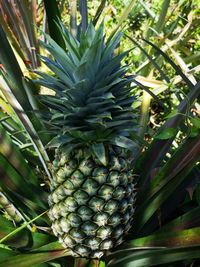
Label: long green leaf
xmin=135 ymin=136 xmax=200 ymax=231
xmin=0 ymin=250 xmax=69 ymax=267
xmin=0 ymin=216 xmax=54 ymax=249
xmin=92 ymin=0 xmax=107 ymax=26
xmin=0 ymin=25 xmax=30 ymax=110
xmin=137 ymin=81 xmax=200 ymax=188
xmin=129 ymin=227 xmax=200 ymax=247
xmin=107 ymin=245 xmax=200 ymax=267
xmin=0 ymin=211 xmax=47 ymax=244
xmin=0 ymin=27 xmax=51 ymax=180
xmin=43 ymin=0 xmax=65 ymax=49
xmin=0 ymin=124 xmax=39 ymax=186
xmin=14 ymin=0 xmax=40 ymax=68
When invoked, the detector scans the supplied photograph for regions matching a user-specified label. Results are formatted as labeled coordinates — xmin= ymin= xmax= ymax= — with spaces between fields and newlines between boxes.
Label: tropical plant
xmin=0 ymin=1 xmax=200 ymax=267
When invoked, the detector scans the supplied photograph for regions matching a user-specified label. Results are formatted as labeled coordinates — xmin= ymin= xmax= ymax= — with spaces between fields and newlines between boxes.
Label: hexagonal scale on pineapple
xmin=90 ymin=250 xmax=104 ymax=259
xmin=73 ymin=190 xmax=90 ymax=205
xmin=63 ymin=179 xmax=75 ymax=190
xmin=112 ymin=186 xmax=125 ymax=200
xmin=113 ymin=225 xmax=125 ymax=238
xmin=92 ymin=167 xmax=108 ymax=184
xmin=59 ymin=154 xmax=69 ymax=166
xmin=81 ymin=221 xmax=98 ymax=236
xmin=82 ymin=179 xmax=99 ymax=196
xmin=108 ymin=212 xmax=121 ymax=226
xmin=71 ymin=170 xmax=85 ymax=188
xmin=67 ymin=213 xmax=82 ymax=227
xmin=77 ymin=206 xmax=93 ymax=220
xmin=51 ymin=186 xmax=66 ymax=203
xmin=97 ymin=226 xmax=112 ymax=239
xmin=125 ymin=183 xmax=134 ymax=197
xmin=63 ymin=235 xmax=76 ymax=248
xmin=51 ymin=220 xmax=63 ymax=235
xmin=70 ymin=228 xmax=86 ymax=242
xmin=128 ymin=195 xmax=136 ymax=205
xmin=100 ymin=239 xmax=113 ymax=250
xmin=119 ymin=199 xmax=129 ymax=212
xmin=119 ymin=172 xmax=128 ymax=186
xmin=64 ymin=197 xmax=78 ymax=212
xmin=59 ymin=217 xmax=71 ymax=233
xmin=98 ymin=185 xmax=113 ymax=200
xmin=55 ymin=168 xmax=67 ymax=183
xmin=63 ymin=159 xmax=78 ymax=176
xmin=58 ymin=202 xmax=68 ymax=217
xmin=127 ymin=170 xmax=135 ymax=183
xmin=107 ymin=171 xmax=120 ymax=187
xmin=89 ymin=197 xmax=105 ymax=212
xmin=74 ymin=245 xmax=91 ymax=257
xmin=85 ymin=237 xmax=102 ymax=250
xmin=104 ymin=199 xmax=118 ymax=214
xmin=93 ymin=212 xmax=109 ymax=226
xmin=51 ymin=204 xmax=61 ymax=219
xmin=78 ymin=159 xmax=93 ymax=176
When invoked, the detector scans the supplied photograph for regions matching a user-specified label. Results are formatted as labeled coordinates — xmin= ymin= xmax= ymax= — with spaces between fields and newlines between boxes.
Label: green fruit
xmin=48 ymin=147 xmax=136 ymax=258
xmin=38 ymin=22 xmax=137 ymax=258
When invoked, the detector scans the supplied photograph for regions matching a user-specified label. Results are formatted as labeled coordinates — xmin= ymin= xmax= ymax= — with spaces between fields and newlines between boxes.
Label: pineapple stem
xmin=74 ymin=258 xmax=100 ymax=267
xmin=138 ymin=90 xmax=151 ymax=139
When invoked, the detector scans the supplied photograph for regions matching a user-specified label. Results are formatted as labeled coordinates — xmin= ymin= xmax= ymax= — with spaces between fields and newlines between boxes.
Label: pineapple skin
xmin=48 ymin=146 xmax=136 ymax=259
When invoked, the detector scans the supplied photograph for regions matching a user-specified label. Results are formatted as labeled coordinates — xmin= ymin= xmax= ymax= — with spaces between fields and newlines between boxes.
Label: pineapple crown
xmin=36 ymin=22 xmax=138 ymax=164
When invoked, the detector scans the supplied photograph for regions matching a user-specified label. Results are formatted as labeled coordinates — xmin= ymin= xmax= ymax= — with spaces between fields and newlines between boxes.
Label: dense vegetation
xmin=0 ymin=1 xmax=200 ymax=266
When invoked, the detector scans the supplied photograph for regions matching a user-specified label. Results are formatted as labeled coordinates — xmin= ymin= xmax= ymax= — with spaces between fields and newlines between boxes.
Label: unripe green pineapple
xmin=49 ymin=146 xmax=136 ymax=258
xmin=37 ymin=22 xmax=138 ymax=258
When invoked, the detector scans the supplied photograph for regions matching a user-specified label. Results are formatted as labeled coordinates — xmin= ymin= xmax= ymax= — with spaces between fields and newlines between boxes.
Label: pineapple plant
xmin=0 ymin=1 xmax=200 ymax=267
xmin=37 ymin=22 xmax=138 ymax=258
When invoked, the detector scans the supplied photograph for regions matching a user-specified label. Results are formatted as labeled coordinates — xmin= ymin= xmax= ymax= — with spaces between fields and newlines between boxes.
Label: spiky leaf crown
xmin=36 ymin=22 xmax=138 ymax=161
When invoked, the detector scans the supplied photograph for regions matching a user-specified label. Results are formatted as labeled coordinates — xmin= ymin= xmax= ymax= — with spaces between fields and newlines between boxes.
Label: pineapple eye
xmin=98 ymin=185 xmax=113 ymax=200
xmin=79 ymin=159 xmax=93 ymax=175
xmin=108 ymin=213 xmax=122 ymax=226
xmin=82 ymin=179 xmax=99 ymax=196
xmin=59 ymin=217 xmax=71 ymax=233
xmin=113 ymin=225 xmax=125 ymax=238
xmin=112 ymin=186 xmax=126 ymax=200
xmin=73 ymin=189 xmax=90 ymax=205
xmin=70 ymin=228 xmax=86 ymax=242
xmin=74 ymin=245 xmax=90 ymax=257
xmin=100 ymin=239 xmax=113 ymax=250
xmin=77 ymin=206 xmax=93 ymax=220
xmin=104 ymin=199 xmax=118 ymax=214
xmin=85 ymin=237 xmax=101 ymax=250
xmin=81 ymin=222 xmax=98 ymax=235
xmin=93 ymin=212 xmax=109 ymax=226
xmin=67 ymin=213 xmax=82 ymax=227
xmin=63 ymin=235 xmax=76 ymax=248
xmin=119 ymin=199 xmax=129 ymax=212
xmin=97 ymin=226 xmax=112 ymax=239
xmin=64 ymin=197 xmax=78 ymax=212
xmin=89 ymin=197 xmax=105 ymax=212
xmin=107 ymin=171 xmax=120 ymax=186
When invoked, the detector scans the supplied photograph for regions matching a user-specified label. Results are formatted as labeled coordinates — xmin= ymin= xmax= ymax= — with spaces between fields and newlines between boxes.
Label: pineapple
xmin=37 ymin=22 xmax=137 ymax=258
